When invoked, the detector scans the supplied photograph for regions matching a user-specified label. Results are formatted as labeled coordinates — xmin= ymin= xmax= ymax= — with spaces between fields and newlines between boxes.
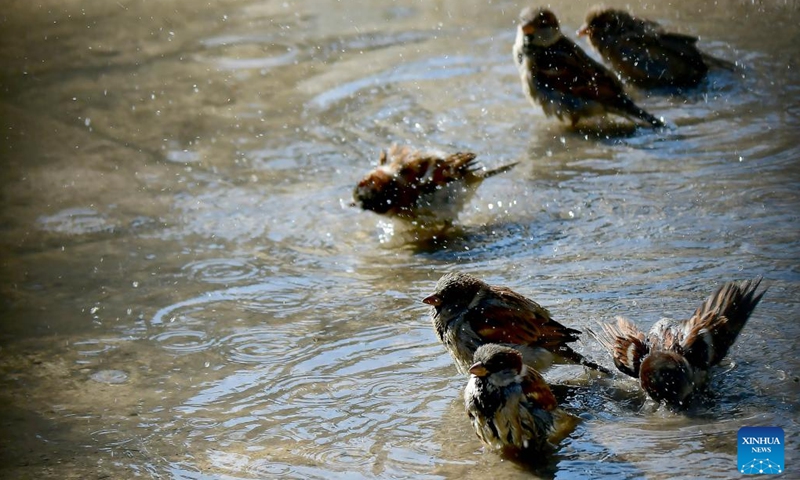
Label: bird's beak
xmin=469 ymin=362 xmax=489 ymax=377
xmin=576 ymin=24 xmax=590 ymax=36
xmin=521 ymin=23 xmax=536 ymax=36
xmin=422 ymin=294 xmax=441 ymax=306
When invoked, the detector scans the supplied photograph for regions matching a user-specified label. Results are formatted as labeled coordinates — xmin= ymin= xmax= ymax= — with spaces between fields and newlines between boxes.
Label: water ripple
xmin=150 ymin=275 xmax=316 ymax=325
xmin=10 ymin=2 xmax=799 ymax=480
xmin=182 ymin=258 xmax=261 ymax=285
xmin=151 ymin=329 xmax=216 ymax=354
xmin=37 ymin=208 xmax=116 ymax=235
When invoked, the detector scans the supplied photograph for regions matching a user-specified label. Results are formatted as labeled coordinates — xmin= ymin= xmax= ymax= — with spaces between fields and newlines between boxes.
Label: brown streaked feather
xmin=468 ymin=287 xmax=611 ymax=374
xmin=522 ymin=368 xmax=558 ymax=411
xmin=354 ymin=146 xmax=489 ymax=218
xmin=391 ymin=150 xmax=475 ymax=191
xmin=426 ymin=152 xmax=479 ymax=186
xmin=378 ymin=148 xmax=389 ymax=165
xmin=465 ymin=286 xmax=611 ymax=374
xmin=679 ymin=310 xmax=720 ymax=369
xmin=387 ymin=145 xmax=517 ymax=181
xmin=468 ymin=286 xmax=580 ymax=350
xmin=540 ymin=37 xmax=627 ymax=103
xmin=590 ymin=317 xmax=650 ymax=378
xmin=680 ymin=277 xmax=765 ymax=368
xmin=535 ymin=37 xmax=662 ymax=126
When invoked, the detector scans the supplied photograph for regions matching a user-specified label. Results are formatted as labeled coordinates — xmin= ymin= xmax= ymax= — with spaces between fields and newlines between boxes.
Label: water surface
xmin=1 ymin=0 xmax=799 ymax=478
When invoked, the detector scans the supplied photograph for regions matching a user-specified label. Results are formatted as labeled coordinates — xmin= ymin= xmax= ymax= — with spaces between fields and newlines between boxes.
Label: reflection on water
xmin=1 ymin=0 xmax=799 ymax=478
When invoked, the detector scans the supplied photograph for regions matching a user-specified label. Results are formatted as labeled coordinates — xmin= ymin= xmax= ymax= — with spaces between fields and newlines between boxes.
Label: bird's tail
xmin=556 ymin=344 xmax=612 ymax=375
xmin=618 ymin=98 xmax=664 ymax=128
xmin=548 ymin=409 xmax=581 ymax=446
xmin=702 ymin=52 xmax=737 ymax=71
xmin=476 ymin=161 xmax=518 ymax=179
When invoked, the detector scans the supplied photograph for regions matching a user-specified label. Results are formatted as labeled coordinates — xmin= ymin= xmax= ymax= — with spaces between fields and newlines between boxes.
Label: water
xmin=1 ymin=0 xmax=798 ymax=478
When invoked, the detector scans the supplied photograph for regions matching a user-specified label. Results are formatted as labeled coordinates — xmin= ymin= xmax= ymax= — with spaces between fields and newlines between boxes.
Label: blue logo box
xmin=738 ymin=426 xmax=784 ymax=475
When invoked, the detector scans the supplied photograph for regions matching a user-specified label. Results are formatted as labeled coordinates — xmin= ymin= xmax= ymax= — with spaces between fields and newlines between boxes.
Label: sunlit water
xmin=1 ymin=0 xmax=798 ymax=478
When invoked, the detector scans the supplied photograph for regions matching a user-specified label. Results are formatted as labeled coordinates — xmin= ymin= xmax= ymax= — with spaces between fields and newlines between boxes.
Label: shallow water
xmin=1 ymin=0 xmax=799 ymax=478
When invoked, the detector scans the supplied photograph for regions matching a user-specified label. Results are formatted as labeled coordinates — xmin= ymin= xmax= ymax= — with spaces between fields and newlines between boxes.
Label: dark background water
xmin=1 ymin=0 xmax=798 ymax=478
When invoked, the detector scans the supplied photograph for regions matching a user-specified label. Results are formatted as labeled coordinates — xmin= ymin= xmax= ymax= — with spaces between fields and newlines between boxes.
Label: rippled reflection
xmin=1 ymin=0 xmax=799 ymax=479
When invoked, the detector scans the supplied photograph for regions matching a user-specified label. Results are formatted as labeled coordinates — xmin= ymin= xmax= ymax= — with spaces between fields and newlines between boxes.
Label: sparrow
xmin=578 ymin=7 xmax=736 ymax=89
xmin=512 ymin=7 xmax=664 ymax=128
xmin=352 ymin=145 xmax=516 ymax=225
xmin=590 ymin=277 xmax=766 ymax=408
xmin=423 ymin=271 xmax=610 ymax=375
xmin=464 ymin=344 xmax=580 ymax=454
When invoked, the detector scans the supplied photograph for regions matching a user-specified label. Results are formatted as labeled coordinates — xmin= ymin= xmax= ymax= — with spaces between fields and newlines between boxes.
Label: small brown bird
xmin=352 ymin=145 xmax=516 ymax=225
xmin=578 ymin=7 xmax=736 ymax=89
xmin=423 ymin=272 xmax=610 ymax=375
xmin=464 ymin=344 xmax=580 ymax=454
xmin=512 ymin=7 xmax=663 ymax=128
xmin=590 ymin=278 xmax=765 ymax=408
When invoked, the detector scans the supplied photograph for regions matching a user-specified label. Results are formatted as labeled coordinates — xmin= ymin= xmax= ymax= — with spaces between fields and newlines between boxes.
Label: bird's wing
xmin=522 ymin=367 xmax=558 ymax=411
xmin=395 ymin=151 xmax=476 ymax=189
xmin=589 ymin=317 xmax=649 ymax=378
xmin=595 ymin=33 xmax=700 ymax=86
xmin=537 ymin=37 xmax=625 ymax=102
xmin=623 ymin=14 xmax=670 ymax=38
xmin=466 ymin=286 xmax=581 ymax=351
xmin=680 ymin=277 xmax=766 ymax=368
xmin=431 ymin=152 xmax=480 ymax=184
xmin=658 ymin=31 xmax=700 ymax=46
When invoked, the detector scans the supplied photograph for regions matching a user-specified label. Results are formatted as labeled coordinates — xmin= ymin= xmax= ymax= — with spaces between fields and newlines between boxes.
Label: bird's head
xmin=518 ymin=7 xmax=562 ymax=48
